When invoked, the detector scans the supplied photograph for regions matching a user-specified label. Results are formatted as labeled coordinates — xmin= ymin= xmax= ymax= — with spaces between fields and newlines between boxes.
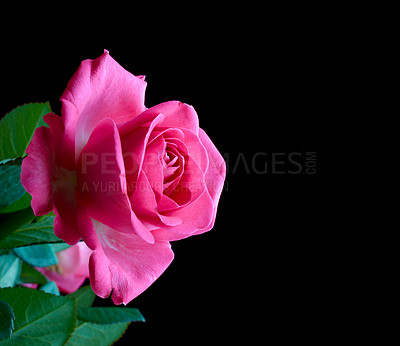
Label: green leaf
xmin=0 ymin=208 xmax=35 ymax=244
xmin=0 ymin=161 xmax=27 ymax=212
xmin=15 ymin=262 xmax=47 ymax=285
xmin=0 ymin=102 xmax=51 ymax=162
xmin=0 ymin=287 xmax=76 ymax=346
xmin=0 ymin=299 xmax=14 ymax=341
xmin=33 ymin=211 xmax=54 ymax=223
xmin=13 ymin=244 xmax=57 ymax=267
xmin=0 ymin=193 xmax=32 ymax=215
xmin=77 ymin=307 xmax=145 ymax=324
xmin=0 ymin=253 xmax=21 ymax=288
xmin=66 ymin=320 xmax=129 ymax=346
xmin=51 ymin=243 xmax=71 ymax=253
xmin=68 ymin=285 xmax=96 ymax=308
xmin=39 ymin=281 xmax=60 ymax=296
xmin=0 ymin=216 xmax=62 ymax=249
xmin=0 ymin=159 xmax=14 ymax=165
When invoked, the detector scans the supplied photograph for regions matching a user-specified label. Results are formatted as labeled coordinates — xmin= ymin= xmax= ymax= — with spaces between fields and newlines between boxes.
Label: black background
xmin=1 ymin=7 xmax=332 ymax=344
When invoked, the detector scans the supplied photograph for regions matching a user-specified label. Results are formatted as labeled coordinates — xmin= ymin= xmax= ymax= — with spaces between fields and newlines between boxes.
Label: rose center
xmin=160 ymin=144 xmax=183 ymax=193
xmin=162 ymin=151 xmax=179 ymax=180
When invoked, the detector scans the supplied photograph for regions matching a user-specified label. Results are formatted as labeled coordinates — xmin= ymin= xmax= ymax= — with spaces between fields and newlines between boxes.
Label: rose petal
xmin=91 ymin=220 xmax=174 ymax=305
xmin=191 ymin=129 xmax=227 ymax=236
xmin=141 ymin=135 xmax=165 ymax=199
xmin=157 ymin=194 xmax=180 ymax=213
xmin=37 ymin=243 xmax=92 ymax=294
xmin=75 ymin=189 xmax=100 ymax=250
xmin=77 ymin=117 xmax=153 ymax=244
xmin=131 ymin=171 xmax=182 ymax=228
xmin=167 ymin=154 xmax=206 ymax=207
xmin=121 ymin=101 xmax=199 ymax=135
xmin=37 ymin=269 xmax=86 ymax=294
xmin=70 ymin=242 xmax=92 ymax=277
xmin=60 ymin=50 xmax=147 ymax=161
xmin=53 ymin=201 xmax=81 ymax=246
xmin=148 ymin=127 xmax=185 ymax=144
xmin=152 ymin=189 xmax=214 ymax=241
xmin=198 ymin=129 xmax=226 ymax=206
xmin=22 ymin=113 xmax=81 ymax=244
xmin=180 ymin=129 xmax=209 ymax=174
xmin=21 ymin=113 xmax=63 ymax=216
xmin=121 ymin=113 xmax=165 ymax=195
xmin=161 ymin=145 xmax=185 ymax=196
xmin=153 ymin=101 xmax=199 ymax=134
xmin=130 ymin=171 xmax=158 ymax=221
xmin=51 ymin=169 xmax=80 ymax=245
xmin=89 ymin=246 xmax=112 ymax=299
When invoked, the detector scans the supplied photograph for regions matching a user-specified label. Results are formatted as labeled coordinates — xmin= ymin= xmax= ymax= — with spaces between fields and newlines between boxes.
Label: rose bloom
xmin=36 ymin=242 xmax=92 ymax=293
xmin=21 ymin=50 xmax=226 ymax=304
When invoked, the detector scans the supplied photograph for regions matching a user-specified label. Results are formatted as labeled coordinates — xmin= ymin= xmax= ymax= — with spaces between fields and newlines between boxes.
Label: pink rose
xmin=21 ymin=50 xmax=226 ymax=304
xmin=36 ymin=242 xmax=92 ymax=293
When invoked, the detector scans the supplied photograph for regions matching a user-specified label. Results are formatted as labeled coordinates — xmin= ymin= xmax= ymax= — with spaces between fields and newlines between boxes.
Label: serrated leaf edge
xmin=0 ymin=287 xmax=77 ymax=345
xmin=76 ymin=307 xmax=145 ymax=324
xmin=0 ymin=102 xmax=52 ymax=161
xmin=0 ymin=239 xmax=65 ymax=250
xmin=65 ymin=320 xmax=131 ymax=346
xmin=0 ymin=299 xmax=15 ymax=340
xmin=62 ymin=295 xmax=78 ymax=346
xmin=0 ymin=216 xmax=64 ymax=250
